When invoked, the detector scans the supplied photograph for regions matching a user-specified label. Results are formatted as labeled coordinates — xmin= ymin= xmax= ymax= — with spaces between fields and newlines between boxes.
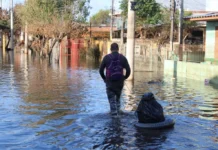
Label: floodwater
xmin=0 ymin=53 xmax=218 ymax=150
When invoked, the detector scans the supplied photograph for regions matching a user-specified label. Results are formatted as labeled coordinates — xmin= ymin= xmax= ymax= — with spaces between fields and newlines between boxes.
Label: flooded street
xmin=0 ymin=53 xmax=218 ymax=150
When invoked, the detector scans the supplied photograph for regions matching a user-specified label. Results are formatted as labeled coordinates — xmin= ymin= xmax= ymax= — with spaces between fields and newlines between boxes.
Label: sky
xmin=1 ymin=0 xmax=120 ymax=17
xmin=2 ymin=0 xmax=214 ymax=17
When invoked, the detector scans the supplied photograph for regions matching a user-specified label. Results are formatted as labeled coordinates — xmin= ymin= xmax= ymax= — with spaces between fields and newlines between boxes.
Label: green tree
xmin=16 ymin=0 xmax=90 ymax=59
xmin=0 ymin=9 xmax=10 ymax=28
xmin=120 ymin=0 xmax=162 ymax=25
xmin=90 ymin=9 xmax=110 ymax=26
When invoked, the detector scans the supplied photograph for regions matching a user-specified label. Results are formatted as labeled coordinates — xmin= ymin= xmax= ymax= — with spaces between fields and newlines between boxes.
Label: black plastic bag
xmin=136 ymin=92 xmax=165 ymax=123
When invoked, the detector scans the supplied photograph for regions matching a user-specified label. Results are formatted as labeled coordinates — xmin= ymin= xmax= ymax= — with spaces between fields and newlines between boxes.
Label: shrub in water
xmin=86 ymin=46 xmax=100 ymax=61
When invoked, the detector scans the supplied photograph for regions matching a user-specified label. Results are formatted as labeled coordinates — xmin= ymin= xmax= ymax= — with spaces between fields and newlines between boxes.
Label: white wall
xmin=164 ymin=60 xmax=218 ymax=82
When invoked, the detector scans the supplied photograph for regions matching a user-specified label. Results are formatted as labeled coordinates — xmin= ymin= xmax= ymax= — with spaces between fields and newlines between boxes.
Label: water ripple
xmin=0 ymin=54 xmax=218 ymax=149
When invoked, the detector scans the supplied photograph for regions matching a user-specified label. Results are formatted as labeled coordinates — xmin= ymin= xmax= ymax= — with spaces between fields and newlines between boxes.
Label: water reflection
xmin=134 ymin=128 xmax=168 ymax=149
xmin=0 ymin=53 xmax=218 ymax=149
xmin=94 ymin=117 xmax=124 ymax=149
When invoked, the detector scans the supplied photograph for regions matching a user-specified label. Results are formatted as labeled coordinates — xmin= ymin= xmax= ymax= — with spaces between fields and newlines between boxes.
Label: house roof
xmin=87 ymin=26 xmax=116 ymax=32
xmin=85 ymin=26 xmax=116 ymax=38
xmin=184 ymin=12 xmax=218 ymax=21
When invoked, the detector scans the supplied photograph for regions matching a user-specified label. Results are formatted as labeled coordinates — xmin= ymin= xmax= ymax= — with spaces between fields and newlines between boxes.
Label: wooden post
xmin=3 ymin=32 xmax=5 ymax=55
xmin=170 ymin=0 xmax=175 ymax=52
xmin=178 ymin=0 xmax=184 ymax=60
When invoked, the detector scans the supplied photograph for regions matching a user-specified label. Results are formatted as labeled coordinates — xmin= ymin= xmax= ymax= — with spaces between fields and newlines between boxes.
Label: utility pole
xmin=126 ymin=0 xmax=136 ymax=80
xmin=170 ymin=0 xmax=175 ymax=52
xmin=110 ymin=0 xmax=114 ymax=41
xmin=7 ymin=0 xmax=14 ymax=64
xmin=178 ymin=0 xmax=184 ymax=44
xmin=10 ymin=0 xmax=14 ymax=50
xmin=0 ymin=0 xmax=2 ymax=18
xmin=0 ymin=0 xmax=2 ymax=16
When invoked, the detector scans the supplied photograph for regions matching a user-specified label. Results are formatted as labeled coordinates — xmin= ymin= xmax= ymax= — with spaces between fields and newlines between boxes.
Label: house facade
xmin=164 ymin=1 xmax=218 ymax=84
xmin=185 ymin=13 xmax=218 ymax=63
xmin=206 ymin=20 xmax=218 ymax=61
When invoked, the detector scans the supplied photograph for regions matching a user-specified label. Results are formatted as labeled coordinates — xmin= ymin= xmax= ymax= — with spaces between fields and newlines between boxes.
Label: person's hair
xmin=110 ymin=43 xmax=119 ymax=51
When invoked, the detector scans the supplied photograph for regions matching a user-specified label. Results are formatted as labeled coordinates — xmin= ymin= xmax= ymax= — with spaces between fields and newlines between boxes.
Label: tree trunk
xmin=48 ymin=33 xmax=65 ymax=63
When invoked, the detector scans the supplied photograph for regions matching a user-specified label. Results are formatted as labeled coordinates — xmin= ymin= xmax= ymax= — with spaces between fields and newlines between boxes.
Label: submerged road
xmin=0 ymin=53 xmax=218 ymax=149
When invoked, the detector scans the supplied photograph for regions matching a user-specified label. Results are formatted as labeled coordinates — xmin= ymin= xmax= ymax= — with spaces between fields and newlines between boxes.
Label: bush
xmin=86 ymin=46 xmax=100 ymax=61
xmin=79 ymin=47 xmax=87 ymax=59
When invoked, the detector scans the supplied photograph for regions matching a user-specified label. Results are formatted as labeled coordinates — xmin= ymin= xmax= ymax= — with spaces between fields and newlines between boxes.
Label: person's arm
xmin=99 ymin=56 xmax=107 ymax=80
xmin=123 ymin=57 xmax=131 ymax=79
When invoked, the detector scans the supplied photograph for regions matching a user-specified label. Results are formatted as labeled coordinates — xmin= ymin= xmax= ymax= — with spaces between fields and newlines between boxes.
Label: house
xmin=185 ymin=12 xmax=218 ymax=63
xmin=164 ymin=1 xmax=218 ymax=85
xmin=87 ymin=26 xmax=114 ymax=39
xmin=85 ymin=26 xmax=117 ymax=56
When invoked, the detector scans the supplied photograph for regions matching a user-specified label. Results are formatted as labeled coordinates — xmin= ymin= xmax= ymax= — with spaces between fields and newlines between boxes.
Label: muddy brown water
xmin=0 ymin=53 xmax=218 ymax=149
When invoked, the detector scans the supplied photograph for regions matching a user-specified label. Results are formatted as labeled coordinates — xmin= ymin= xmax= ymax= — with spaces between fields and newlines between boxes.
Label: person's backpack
xmin=136 ymin=92 xmax=165 ymax=123
xmin=106 ymin=54 xmax=123 ymax=80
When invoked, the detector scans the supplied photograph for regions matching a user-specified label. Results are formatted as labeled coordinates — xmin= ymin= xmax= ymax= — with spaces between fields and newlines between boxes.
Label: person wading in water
xmin=99 ymin=43 xmax=131 ymax=116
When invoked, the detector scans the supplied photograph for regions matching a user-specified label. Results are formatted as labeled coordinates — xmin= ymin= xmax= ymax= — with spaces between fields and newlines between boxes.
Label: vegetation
xmin=86 ymin=46 xmax=100 ymax=61
xmin=0 ymin=9 xmax=10 ymax=28
xmin=14 ymin=4 xmax=23 ymax=33
xmin=120 ymin=0 xmax=196 ymax=45
xmin=78 ymin=47 xmax=87 ymax=58
xmin=16 ymin=0 xmax=90 ymax=60
xmin=90 ymin=9 xmax=110 ymax=26
xmin=120 ymin=0 xmax=162 ymax=25
xmin=119 ymin=0 xmax=197 ymax=62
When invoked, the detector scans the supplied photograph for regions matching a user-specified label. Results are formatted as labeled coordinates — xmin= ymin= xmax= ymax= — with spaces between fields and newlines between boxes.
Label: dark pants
xmin=106 ymin=80 xmax=124 ymax=114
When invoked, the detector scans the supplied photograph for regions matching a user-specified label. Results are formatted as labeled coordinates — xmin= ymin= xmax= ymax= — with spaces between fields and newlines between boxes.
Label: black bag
xmin=136 ymin=92 xmax=165 ymax=123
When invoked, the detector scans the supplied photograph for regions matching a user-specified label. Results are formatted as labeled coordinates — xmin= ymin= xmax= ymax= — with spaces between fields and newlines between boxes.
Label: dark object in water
xmin=135 ymin=117 xmax=175 ymax=129
xmin=135 ymin=92 xmax=175 ymax=129
xmin=148 ymin=80 xmax=162 ymax=84
xmin=135 ymin=92 xmax=165 ymax=123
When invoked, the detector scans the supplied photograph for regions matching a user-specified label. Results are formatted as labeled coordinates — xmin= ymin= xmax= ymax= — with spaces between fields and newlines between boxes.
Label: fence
xmin=183 ymin=51 xmax=205 ymax=63
xmin=60 ymin=38 xmax=84 ymax=56
xmin=183 ymin=44 xmax=205 ymax=63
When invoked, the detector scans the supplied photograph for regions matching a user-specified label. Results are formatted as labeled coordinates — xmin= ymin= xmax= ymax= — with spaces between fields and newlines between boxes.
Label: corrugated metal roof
xmin=184 ymin=12 xmax=218 ymax=19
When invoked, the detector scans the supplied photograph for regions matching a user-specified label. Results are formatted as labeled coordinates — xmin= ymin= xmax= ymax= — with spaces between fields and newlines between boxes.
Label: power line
xmin=184 ymin=0 xmax=206 ymax=11
xmin=192 ymin=0 xmax=206 ymax=7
